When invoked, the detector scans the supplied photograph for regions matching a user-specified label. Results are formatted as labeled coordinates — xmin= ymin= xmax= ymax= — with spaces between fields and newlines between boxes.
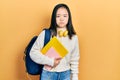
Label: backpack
xmin=24 ymin=29 xmax=51 ymax=75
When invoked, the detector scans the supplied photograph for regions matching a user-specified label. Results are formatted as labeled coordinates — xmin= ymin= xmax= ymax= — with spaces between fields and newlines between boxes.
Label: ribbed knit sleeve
xmin=70 ymin=35 xmax=80 ymax=80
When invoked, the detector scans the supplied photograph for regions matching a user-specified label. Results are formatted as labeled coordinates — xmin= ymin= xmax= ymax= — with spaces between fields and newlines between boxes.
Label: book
xmin=44 ymin=47 xmax=61 ymax=70
xmin=41 ymin=36 xmax=68 ymax=58
xmin=45 ymin=47 xmax=61 ymax=58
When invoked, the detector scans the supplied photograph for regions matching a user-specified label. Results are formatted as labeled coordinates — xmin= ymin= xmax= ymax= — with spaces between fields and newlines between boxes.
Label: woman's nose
xmin=60 ymin=17 xmax=64 ymax=21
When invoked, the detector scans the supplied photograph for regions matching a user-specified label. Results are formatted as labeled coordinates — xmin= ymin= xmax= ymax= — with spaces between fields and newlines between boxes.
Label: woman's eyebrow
xmin=56 ymin=14 xmax=68 ymax=15
xmin=63 ymin=14 xmax=68 ymax=15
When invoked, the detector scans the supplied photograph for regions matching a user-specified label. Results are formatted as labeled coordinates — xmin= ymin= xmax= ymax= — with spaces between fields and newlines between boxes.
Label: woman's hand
xmin=44 ymin=58 xmax=61 ymax=70
xmin=53 ymin=58 xmax=62 ymax=68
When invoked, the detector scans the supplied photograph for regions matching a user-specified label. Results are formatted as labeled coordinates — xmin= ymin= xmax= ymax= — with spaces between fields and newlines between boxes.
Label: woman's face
xmin=56 ymin=7 xmax=69 ymax=28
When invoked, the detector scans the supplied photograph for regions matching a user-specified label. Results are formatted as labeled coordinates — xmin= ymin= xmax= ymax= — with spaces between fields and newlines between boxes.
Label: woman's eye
xmin=56 ymin=16 xmax=60 ymax=17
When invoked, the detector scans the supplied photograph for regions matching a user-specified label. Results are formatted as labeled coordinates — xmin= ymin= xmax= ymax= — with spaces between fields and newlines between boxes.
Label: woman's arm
xmin=30 ymin=30 xmax=54 ymax=67
xmin=70 ymin=35 xmax=80 ymax=80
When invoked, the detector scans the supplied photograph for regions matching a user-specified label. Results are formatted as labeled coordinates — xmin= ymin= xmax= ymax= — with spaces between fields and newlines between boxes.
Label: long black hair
xmin=49 ymin=3 xmax=76 ymax=39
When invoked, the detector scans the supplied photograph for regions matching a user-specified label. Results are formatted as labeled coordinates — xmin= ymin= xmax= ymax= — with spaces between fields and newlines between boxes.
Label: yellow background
xmin=0 ymin=0 xmax=120 ymax=80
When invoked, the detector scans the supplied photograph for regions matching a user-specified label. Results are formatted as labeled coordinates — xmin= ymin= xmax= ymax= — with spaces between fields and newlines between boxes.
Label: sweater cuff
xmin=71 ymin=73 xmax=78 ymax=80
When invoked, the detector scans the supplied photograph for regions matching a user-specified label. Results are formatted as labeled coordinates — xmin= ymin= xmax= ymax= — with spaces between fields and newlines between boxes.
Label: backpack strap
xmin=44 ymin=29 xmax=51 ymax=46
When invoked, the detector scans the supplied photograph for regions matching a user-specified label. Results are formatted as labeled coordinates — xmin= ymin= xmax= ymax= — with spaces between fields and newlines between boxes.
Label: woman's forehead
xmin=56 ymin=7 xmax=68 ymax=15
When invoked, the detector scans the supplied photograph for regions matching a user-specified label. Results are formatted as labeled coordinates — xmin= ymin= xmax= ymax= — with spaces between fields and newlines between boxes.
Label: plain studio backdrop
xmin=0 ymin=0 xmax=120 ymax=80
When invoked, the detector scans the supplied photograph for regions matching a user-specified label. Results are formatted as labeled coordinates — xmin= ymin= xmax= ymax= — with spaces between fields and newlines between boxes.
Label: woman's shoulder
xmin=37 ymin=30 xmax=46 ymax=40
xmin=71 ymin=34 xmax=79 ymax=43
xmin=38 ymin=30 xmax=45 ymax=36
xmin=72 ymin=34 xmax=78 ymax=39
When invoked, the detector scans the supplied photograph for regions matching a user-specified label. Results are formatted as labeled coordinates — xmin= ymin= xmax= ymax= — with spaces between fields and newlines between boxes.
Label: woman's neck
xmin=57 ymin=27 xmax=67 ymax=31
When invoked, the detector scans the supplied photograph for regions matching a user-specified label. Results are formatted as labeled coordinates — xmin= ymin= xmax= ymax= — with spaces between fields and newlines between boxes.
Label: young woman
xmin=30 ymin=3 xmax=80 ymax=80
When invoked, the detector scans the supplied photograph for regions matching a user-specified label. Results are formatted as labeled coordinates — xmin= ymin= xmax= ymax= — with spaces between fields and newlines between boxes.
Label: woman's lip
xmin=60 ymin=22 xmax=64 ymax=24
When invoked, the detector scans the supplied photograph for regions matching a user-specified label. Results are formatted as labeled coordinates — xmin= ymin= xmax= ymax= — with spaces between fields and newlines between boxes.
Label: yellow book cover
xmin=41 ymin=37 xmax=68 ymax=58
